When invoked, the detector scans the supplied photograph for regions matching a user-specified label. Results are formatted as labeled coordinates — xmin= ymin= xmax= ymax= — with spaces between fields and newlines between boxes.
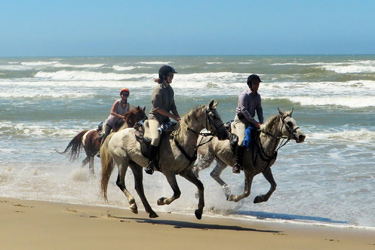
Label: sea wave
xmin=34 ymin=70 xmax=152 ymax=81
xmin=138 ymin=61 xmax=172 ymax=65
xmin=0 ymin=122 xmax=94 ymax=138
xmin=112 ymin=65 xmax=152 ymax=71
xmin=309 ymin=129 xmax=375 ymax=143
xmin=283 ymin=96 xmax=375 ymax=108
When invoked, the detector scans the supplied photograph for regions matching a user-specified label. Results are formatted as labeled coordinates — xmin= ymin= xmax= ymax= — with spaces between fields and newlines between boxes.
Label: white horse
xmin=193 ymin=109 xmax=306 ymax=203
xmin=100 ymin=100 xmax=229 ymax=219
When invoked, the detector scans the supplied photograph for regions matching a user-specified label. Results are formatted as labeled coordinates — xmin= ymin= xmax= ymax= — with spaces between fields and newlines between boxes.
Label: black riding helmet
xmin=159 ymin=65 xmax=177 ymax=80
xmin=247 ymin=74 xmax=262 ymax=86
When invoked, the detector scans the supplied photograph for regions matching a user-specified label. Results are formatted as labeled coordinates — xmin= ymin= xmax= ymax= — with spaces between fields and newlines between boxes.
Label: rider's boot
xmin=233 ymin=145 xmax=245 ymax=173
xmin=145 ymin=145 xmax=158 ymax=175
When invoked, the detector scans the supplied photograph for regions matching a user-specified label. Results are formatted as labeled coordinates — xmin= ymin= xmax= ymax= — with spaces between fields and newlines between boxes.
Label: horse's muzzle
xmin=296 ymin=134 xmax=306 ymax=143
xmin=217 ymin=129 xmax=230 ymax=140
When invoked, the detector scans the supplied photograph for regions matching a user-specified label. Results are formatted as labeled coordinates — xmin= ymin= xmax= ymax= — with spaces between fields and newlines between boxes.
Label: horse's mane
xmin=261 ymin=114 xmax=280 ymax=133
xmin=172 ymin=104 xmax=206 ymax=141
xmin=119 ymin=106 xmax=144 ymax=130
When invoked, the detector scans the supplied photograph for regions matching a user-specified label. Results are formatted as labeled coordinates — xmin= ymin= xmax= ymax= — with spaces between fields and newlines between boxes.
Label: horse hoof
xmin=254 ymin=196 xmax=264 ymax=203
xmin=130 ymin=204 xmax=138 ymax=214
xmin=157 ymin=197 xmax=167 ymax=206
xmin=149 ymin=211 xmax=159 ymax=218
xmin=195 ymin=210 xmax=202 ymax=220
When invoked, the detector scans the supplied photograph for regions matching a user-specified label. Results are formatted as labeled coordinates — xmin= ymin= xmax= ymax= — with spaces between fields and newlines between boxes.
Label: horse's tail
xmin=57 ymin=130 xmax=89 ymax=161
xmin=100 ymin=133 xmax=115 ymax=201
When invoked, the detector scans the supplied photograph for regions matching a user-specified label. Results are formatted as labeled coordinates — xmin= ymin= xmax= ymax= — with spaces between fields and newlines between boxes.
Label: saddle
xmin=134 ymin=120 xmax=177 ymax=160
xmin=226 ymin=120 xmax=258 ymax=154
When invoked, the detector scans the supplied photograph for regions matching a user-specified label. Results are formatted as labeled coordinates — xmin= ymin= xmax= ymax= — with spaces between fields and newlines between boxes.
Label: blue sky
xmin=1 ymin=0 xmax=374 ymax=56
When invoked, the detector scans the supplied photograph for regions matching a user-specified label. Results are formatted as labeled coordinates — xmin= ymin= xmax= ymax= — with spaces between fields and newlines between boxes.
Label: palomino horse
xmin=100 ymin=100 xmax=229 ymax=219
xmin=193 ymin=109 xmax=306 ymax=203
xmin=59 ymin=106 xmax=146 ymax=174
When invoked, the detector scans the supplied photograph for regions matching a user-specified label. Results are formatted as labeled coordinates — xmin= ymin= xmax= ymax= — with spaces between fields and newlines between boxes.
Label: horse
xmin=193 ymin=108 xmax=306 ymax=203
xmin=58 ymin=106 xmax=146 ymax=174
xmin=100 ymin=100 xmax=229 ymax=219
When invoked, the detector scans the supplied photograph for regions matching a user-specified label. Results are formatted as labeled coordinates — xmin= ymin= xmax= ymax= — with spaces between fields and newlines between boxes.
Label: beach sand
xmin=1 ymin=197 xmax=374 ymax=250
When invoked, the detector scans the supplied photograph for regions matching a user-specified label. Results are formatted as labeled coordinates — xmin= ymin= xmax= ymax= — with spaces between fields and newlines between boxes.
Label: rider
xmin=101 ymin=88 xmax=131 ymax=142
xmin=232 ymin=74 xmax=264 ymax=173
xmin=144 ymin=65 xmax=181 ymax=175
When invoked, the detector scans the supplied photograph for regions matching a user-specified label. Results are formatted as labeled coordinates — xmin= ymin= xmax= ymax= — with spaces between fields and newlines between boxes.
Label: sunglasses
xmin=121 ymin=93 xmax=129 ymax=96
xmin=167 ymin=73 xmax=174 ymax=78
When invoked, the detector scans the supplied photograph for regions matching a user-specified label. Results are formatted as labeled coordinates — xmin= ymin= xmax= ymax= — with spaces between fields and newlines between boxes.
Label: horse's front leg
xmin=227 ymin=170 xmax=253 ymax=202
xmin=180 ymin=168 xmax=205 ymax=220
xmin=129 ymin=164 xmax=158 ymax=218
xmin=254 ymin=167 xmax=277 ymax=203
xmin=157 ymin=171 xmax=181 ymax=206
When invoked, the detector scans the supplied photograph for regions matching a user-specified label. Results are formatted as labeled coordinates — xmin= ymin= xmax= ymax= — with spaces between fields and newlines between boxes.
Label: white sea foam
xmin=21 ymin=61 xmax=60 ymax=66
xmin=34 ymin=70 xmax=152 ymax=81
xmin=283 ymin=96 xmax=375 ymax=108
xmin=309 ymin=129 xmax=375 ymax=143
xmin=138 ymin=61 xmax=172 ymax=65
xmin=53 ymin=63 xmax=105 ymax=68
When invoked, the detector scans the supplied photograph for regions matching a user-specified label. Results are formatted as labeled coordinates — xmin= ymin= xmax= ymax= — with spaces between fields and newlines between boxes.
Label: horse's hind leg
xmin=192 ymin=151 xmax=215 ymax=178
xmin=180 ymin=169 xmax=205 ymax=220
xmin=254 ymin=167 xmax=277 ymax=203
xmin=227 ymin=170 xmax=254 ymax=202
xmin=114 ymin=156 xmax=138 ymax=214
xmin=81 ymin=156 xmax=90 ymax=167
xmin=157 ymin=171 xmax=181 ymax=206
xmin=129 ymin=164 xmax=158 ymax=218
xmin=88 ymin=156 xmax=95 ymax=175
xmin=210 ymin=158 xmax=231 ymax=197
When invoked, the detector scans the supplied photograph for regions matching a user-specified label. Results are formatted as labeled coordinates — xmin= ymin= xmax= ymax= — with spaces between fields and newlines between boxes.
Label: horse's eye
xmin=212 ymin=114 xmax=217 ymax=119
xmin=287 ymin=121 xmax=293 ymax=128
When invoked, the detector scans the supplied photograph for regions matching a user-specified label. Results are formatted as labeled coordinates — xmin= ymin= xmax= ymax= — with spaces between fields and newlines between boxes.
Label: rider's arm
xmin=238 ymin=93 xmax=260 ymax=128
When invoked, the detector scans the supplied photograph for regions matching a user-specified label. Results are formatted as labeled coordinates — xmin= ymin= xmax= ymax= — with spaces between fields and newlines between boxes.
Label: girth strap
xmin=174 ymin=139 xmax=197 ymax=165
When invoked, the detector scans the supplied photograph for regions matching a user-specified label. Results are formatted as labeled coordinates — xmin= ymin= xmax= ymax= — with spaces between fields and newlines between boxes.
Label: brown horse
xmin=193 ymin=109 xmax=306 ymax=203
xmin=100 ymin=100 xmax=229 ymax=219
xmin=59 ymin=106 xmax=146 ymax=174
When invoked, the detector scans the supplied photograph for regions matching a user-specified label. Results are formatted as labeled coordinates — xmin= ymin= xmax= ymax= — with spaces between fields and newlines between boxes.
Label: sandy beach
xmin=1 ymin=197 xmax=374 ymax=250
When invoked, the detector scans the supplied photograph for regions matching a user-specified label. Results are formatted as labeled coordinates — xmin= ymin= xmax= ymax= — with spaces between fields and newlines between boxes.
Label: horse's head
xmin=134 ymin=106 xmax=147 ymax=121
xmin=124 ymin=106 xmax=147 ymax=127
xmin=206 ymin=100 xmax=230 ymax=140
xmin=278 ymin=108 xmax=306 ymax=143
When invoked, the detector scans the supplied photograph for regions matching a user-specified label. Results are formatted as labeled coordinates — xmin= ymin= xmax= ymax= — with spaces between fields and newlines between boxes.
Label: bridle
xmin=174 ymin=108 xmax=225 ymax=166
xmin=187 ymin=108 xmax=225 ymax=138
xmin=255 ymin=114 xmax=299 ymax=167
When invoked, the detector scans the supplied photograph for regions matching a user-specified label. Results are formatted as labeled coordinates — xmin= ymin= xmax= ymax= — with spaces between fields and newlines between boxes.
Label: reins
xmin=173 ymin=108 xmax=224 ymax=166
xmin=254 ymin=115 xmax=294 ymax=168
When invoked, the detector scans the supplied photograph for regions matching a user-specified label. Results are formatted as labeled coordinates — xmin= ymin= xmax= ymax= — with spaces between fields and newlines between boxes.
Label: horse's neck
xmin=260 ymin=117 xmax=282 ymax=154
xmin=174 ymin=112 xmax=205 ymax=152
xmin=125 ymin=115 xmax=135 ymax=127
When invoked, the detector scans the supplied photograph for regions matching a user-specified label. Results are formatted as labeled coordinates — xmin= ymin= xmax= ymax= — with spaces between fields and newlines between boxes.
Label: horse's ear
xmin=208 ymin=100 xmax=218 ymax=110
xmin=290 ymin=107 xmax=294 ymax=116
xmin=278 ymin=108 xmax=284 ymax=115
xmin=143 ymin=106 xmax=146 ymax=111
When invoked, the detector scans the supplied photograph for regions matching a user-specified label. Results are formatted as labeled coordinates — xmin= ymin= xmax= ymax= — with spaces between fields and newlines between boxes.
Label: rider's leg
xmin=233 ymin=120 xmax=246 ymax=173
xmin=145 ymin=119 xmax=160 ymax=175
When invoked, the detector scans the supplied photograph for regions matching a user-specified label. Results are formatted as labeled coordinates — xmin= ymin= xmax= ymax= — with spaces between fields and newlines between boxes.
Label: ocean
xmin=1 ymin=55 xmax=374 ymax=229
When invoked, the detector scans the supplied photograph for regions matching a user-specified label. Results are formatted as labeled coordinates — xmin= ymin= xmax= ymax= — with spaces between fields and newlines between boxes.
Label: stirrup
xmin=232 ymin=163 xmax=241 ymax=174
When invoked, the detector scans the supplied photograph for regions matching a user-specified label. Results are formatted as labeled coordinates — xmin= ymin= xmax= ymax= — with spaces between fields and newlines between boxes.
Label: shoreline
xmin=1 ymin=197 xmax=374 ymax=250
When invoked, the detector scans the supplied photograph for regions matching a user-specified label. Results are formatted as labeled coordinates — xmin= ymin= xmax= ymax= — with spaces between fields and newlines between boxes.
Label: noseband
xmin=187 ymin=109 xmax=225 ymax=137
xmin=281 ymin=115 xmax=300 ymax=140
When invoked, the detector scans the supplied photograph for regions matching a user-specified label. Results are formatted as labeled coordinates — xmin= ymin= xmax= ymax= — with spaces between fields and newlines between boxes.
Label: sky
xmin=1 ymin=0 xmax=374 ymax=57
